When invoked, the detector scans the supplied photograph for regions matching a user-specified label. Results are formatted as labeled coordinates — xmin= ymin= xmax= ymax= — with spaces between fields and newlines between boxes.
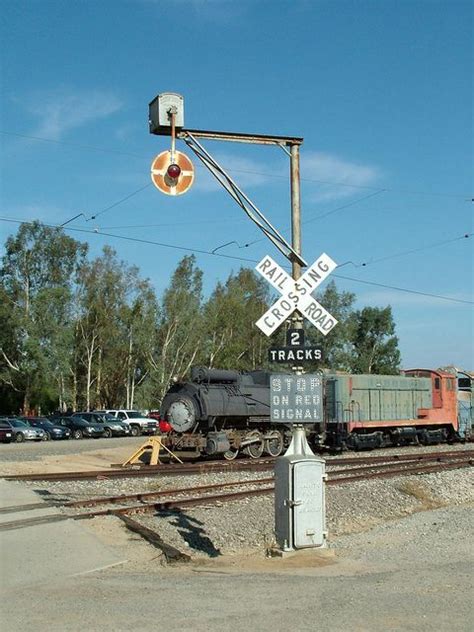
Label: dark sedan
xmin=0 ymin=421 xmax=14 ymax=443
xmin=24 ymin=417 xmax=71 ymax=440
xmin=50 ymin=416 xmax=105 ymax=440
xmin=71 ymin=412 xmax=131 ymax=438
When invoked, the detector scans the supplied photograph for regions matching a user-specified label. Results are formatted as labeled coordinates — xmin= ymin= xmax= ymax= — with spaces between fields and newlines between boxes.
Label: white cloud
xmin=27 ymin=88 xmax=122 ymax=140
xmin=186 ymin=148 xmax=381 ymax=205
xmin=302 ymin=151 xmax=381 ymax=202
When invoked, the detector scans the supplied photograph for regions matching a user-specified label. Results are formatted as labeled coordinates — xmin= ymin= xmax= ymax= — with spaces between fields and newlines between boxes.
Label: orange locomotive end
xmin=403 ymin=369 xmax=458 ymax=432
xmin=325 ymin=369 xmax=460 ymax=450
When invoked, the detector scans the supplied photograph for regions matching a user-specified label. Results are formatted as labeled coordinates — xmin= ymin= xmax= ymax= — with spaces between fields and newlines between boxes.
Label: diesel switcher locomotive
xmin=158 ymin=366 xmax=468 ymax=459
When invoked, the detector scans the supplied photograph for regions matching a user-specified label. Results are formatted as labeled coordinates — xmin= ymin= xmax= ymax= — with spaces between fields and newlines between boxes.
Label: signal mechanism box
xmin=149 ymin=93 xmax=184 ymax=134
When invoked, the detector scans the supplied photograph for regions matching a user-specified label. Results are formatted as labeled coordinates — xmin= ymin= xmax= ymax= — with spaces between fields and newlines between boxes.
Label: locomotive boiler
xmin=159 ymin=367 xmax=292 ymax=459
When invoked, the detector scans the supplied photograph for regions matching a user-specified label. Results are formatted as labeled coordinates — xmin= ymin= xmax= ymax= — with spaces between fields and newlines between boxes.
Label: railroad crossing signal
xmin=150 ymin=150 xmax=194 ymax=196
xmin=255 ymin=254 xmax=338 ymax=336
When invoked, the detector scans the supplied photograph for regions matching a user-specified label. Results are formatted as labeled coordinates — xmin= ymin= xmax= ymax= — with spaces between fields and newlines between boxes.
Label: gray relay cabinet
xmin=274 ymin=427 xmax=327 ymax=550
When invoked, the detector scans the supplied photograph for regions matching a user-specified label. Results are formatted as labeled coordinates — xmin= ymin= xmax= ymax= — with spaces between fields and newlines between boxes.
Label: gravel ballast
xmin=3 ymin=443 xmax=473 ymax=632
xmin=21 ymin=450 xmax=474 ymax=560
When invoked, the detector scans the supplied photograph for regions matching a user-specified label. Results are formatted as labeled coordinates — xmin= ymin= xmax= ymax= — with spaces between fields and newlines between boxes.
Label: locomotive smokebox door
xmin=275 ymin=448 xmax=326 ymax=550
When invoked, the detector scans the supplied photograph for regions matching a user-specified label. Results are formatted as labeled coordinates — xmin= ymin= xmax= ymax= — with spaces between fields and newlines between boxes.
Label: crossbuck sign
xmin=255 ymin=254 xmax=338 ymax=337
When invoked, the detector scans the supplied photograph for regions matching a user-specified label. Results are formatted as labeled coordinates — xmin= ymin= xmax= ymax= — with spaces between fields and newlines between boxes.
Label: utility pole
xmin=290 ymin=143 xmax=302 ymax=284
xmin=290 ymin=143 xmax=304 ymax=347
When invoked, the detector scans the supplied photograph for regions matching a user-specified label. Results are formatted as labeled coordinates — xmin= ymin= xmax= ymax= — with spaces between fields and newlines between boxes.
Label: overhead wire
xmin=303 ymin=190 xmax=387 ymax=224
xmin=88 ymin=183 xmax=152 ymax=220
xmin=5 ymin=128 xmax=472 ymax=262
xmin=0 ymin=130 xmax=144 ymax=159
xmin=1 ymin=131 xmax=472 ymax=305
xmin=1 ymin=129 xmax=472 ymax=200
xmin=240 ymin=189 xmax=388 ymax=249
xmin=356 ymin=232 xmax=473 ymax=267
xmin=333 ymin=273 xmax=473 ymax=305
xmin=60 ymin=183 xmax=152 ymax=226
xmin=98 ymin=218 xmax=246 ymax=229
xmin=0 ymin=217 xmax=259 ymax=265
xmin=0 ymin=216 xmax=472 ymax=305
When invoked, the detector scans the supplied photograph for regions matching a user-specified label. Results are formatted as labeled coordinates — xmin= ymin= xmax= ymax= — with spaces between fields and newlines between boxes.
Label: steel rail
xmin=2 ymin=459 xmax=276 ymax=482
xmin=4 ymin=449 xmax=473 ymax=482
xmin=1 ymin=457 xmax=471 ymax=531
xmin=65 ymin=456 xmax=474 ymax=510
xmin=328 ymin=454 xmax=473 ymax=476
xmin=64 ymin=477 xmax=275 ymax=509
xmin=327 ymin=457 xmax=473 ymax=484
xmin=328 ymin=449 xmax=474 ymax=466
xmin=63 ymin=453 xmax=472 ymax=508
xmin=54 ymin=457 xmax=474 ymax=516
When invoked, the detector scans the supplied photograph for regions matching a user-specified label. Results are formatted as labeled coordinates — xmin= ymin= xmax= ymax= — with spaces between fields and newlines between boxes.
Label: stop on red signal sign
xmin=150 ymin=150 xmax=194 ymax=196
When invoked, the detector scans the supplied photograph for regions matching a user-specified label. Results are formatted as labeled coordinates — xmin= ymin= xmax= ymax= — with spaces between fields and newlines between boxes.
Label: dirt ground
xmin=0 ymin=440 xmax=145 ymax=475
xmin=2 ymin=442 xmax=473 ymax=631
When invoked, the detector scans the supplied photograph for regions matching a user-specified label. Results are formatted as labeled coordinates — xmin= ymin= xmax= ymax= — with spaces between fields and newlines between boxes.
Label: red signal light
xmin=167 ymin=163 xmax=181 ymax=179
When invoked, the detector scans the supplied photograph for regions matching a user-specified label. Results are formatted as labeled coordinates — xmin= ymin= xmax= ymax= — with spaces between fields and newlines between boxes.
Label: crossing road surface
xmin=0 ymin=484 xmax=472 ymax=632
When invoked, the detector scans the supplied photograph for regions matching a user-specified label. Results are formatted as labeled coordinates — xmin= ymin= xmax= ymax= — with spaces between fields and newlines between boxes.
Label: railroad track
xmin=1 ymin=452 xmax=472 ymax=532
xmin=4 ymin=448 xmax=473 ymax=482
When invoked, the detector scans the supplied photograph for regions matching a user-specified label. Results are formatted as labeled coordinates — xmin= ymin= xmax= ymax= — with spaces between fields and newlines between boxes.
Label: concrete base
xmin=268 ymin=546 xmax=334 ymax=559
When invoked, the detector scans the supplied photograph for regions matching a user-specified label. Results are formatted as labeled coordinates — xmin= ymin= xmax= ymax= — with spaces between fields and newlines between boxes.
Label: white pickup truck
xmin=96 ymin=410 xmax=157 ymax=437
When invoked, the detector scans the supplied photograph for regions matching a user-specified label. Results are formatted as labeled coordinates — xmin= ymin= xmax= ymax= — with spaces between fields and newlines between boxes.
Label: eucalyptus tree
xmin=203 ymin=268 xmax=272 ymax=370
xmin=74 ymin=246 xmax=159 ymax=410
xmin=149 ymin=255 xmax=204 ymax=400
xmin=121 ymin=283 xmax=160 ymax=409
xmin=348 ymin=306 xmax=401 ymax=374
xmin=0 ymin=283 xmax=23 ymax=412
xmin=0 ymin=222 xmax=87 ymax=412
xmin=305 ymin=281 xmax=356 ymax=371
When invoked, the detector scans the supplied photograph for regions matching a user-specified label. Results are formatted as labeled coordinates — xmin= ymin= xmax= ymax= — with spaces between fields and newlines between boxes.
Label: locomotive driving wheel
xmin=243 ymin=430 xmax=264 ymax=459
xmin=223 ymin=431 xmax=239 ymax=460
xmin=223 ymin=446 xmax=239 ymax=460
xmin=264 ymin=430 xmax=284 ymax=457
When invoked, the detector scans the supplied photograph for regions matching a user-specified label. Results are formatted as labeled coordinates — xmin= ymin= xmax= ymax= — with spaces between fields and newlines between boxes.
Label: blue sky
xmin=1 ymin=0 xmax=472 ymax=370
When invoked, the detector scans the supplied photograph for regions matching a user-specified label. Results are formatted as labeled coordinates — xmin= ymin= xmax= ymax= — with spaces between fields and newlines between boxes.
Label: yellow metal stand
xmin=122 ymin=436 xmax=183 ymax=466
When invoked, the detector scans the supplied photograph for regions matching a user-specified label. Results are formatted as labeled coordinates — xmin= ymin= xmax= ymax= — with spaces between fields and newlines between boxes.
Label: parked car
xmin=23 ymin=417 xmax=71 ymax=440
xmin=0 ymin=418 xmax=45 ymax=442
xmin=95 ymin=410 xmax=157 ymax=436
xmin=0 ymin=420 xmax=13 ymax=443
xmin=49 ymin=416 xmax=105 ymax=440
xmin=71 ymin=412 xmax=130 ymax=438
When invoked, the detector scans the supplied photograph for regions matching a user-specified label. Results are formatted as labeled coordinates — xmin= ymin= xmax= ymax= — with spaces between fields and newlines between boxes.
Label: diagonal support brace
xmin=182 ymin=132 xmax=307 ymax=268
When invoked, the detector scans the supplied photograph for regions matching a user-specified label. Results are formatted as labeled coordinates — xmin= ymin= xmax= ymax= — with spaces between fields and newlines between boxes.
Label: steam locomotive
xmin=158 ymin=366 xmax=472 ymax=459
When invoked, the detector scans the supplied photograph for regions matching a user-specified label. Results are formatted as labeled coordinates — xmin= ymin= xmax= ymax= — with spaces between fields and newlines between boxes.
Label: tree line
xmin=0 ymin=222 xmax=400 ymax=414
